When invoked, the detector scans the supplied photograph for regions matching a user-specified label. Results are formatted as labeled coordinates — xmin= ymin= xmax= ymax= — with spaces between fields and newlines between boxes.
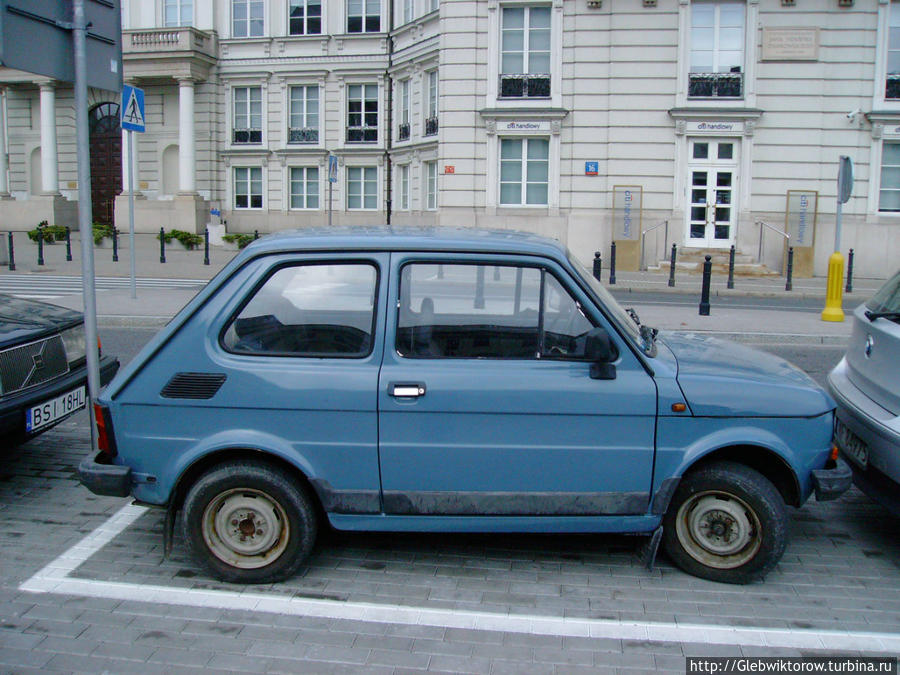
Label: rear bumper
xmin=811 ymin=459 xmax=853 ymax=501
xmin=78 ymin=451 xmax=132 ymax=498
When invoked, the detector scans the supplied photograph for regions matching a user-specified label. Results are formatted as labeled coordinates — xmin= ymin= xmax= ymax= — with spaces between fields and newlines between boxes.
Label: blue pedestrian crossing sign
xmin=121 ymin=85 xmax=146 ymax=133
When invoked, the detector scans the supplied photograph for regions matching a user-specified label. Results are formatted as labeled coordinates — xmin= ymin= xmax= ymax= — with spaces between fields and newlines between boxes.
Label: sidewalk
xmin=1 ymin=230 xmax=884 ymax=342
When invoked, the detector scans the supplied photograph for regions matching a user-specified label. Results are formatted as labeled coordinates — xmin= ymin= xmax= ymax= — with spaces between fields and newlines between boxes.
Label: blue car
xmin=79 ymin=229 xmax=850 ymax=584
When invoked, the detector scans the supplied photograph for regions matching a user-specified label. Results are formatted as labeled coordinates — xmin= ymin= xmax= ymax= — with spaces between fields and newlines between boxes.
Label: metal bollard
xmin=609 ymin=242 xmax=617 ymax=285
xmin=7 ymin=232 xmax=15 ymax=271
xmin=37 ymin=231 xmax=44 ymax=266
xmin=845 ymin=248 xmax=854 ymax=293
xmin=474 ymin=264 xmax=485 ymax=309
xmin=593 ymin=251 xmax=602 ymax=281
xmin=112 ymin=228 xmax=119 ymax=262
xmin=699 ymin=255 xmax=712 ymax=316
xmin=727 ymin=245 xmax=735 ymax=290
xmin=785 ymin=246 xmax=794 ymax=292
xmin=493 ymin=265 xmax=500 ymax=281
xmin=437 ymin=264 xmax=444 ymax=279
xmin=159 ymin=227 xmax=166 ymax=264
xmin=668 ymin=244 xmax=677 ymax=287
xmin=65 ymin=227 xmax=73 ymax=262
xmin=204 ymin=228 xmax=210 ymax=266
xmin=254 ymin=230 xmax=259 ymax=240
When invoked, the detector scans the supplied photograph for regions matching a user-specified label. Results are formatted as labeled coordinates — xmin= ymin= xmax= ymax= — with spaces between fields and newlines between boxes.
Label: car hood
xmin=659 ymin=331 xmax=835 ymax=417
xmin=0 ymin=294 xmax=83 ymax=349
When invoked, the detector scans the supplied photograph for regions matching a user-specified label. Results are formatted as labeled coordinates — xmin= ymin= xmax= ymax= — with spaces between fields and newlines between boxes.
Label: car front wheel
xmin=662 ymin=461 xmax=788 ymax=584
xmin=182 ymin=461 xmax=317 ymax=584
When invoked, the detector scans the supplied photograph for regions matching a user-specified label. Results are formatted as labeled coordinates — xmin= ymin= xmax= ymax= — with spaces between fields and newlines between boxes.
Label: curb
xmin=608 ymin=284 xmax=872 ymax=303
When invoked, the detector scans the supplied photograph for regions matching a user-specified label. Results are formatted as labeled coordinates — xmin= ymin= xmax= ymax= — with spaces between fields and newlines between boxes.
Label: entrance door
xmin=686 ymin=139 xmax=738 ymax=248
xmin=89 ymin=103 xmax=122 ymax=226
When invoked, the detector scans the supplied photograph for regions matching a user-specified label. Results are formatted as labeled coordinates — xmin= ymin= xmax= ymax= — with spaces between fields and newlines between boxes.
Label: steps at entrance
xmin=647 ymin=249 xmax=780 ymax=276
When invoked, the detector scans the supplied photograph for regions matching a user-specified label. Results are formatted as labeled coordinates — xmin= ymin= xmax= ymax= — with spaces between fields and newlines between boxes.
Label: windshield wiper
xmin=864 ymin=310 xmax=900 ymax=322
xmin=626 ymin=308 xmax=641 ymax=326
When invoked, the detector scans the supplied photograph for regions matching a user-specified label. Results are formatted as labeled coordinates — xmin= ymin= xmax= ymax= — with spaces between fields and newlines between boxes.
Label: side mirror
xmin=585 ymin=327 xmax=617 ymax=380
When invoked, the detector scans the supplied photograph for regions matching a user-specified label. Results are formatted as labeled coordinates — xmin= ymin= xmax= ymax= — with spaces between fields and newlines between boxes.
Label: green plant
xmin=223 ymin=233 xmax=254 ymax=249
xmin=92 ymin=222 xmax=116 ymax=245
xmin=157 ymin=229 xmax=203 ymax=249
xmin=27 ymin=222 xmax=68 ymax=243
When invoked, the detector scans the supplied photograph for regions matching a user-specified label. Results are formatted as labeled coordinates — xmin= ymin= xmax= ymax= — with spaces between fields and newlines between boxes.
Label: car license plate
xmin=835 ymin=419 xmax=868 ymax=469
xmin=26 ymin=386 xmax=87 ymax=433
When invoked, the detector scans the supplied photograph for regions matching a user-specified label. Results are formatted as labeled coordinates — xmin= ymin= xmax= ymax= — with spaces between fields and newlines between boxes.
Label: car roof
xmin=241 ymin=226 xmax=570 ymax=259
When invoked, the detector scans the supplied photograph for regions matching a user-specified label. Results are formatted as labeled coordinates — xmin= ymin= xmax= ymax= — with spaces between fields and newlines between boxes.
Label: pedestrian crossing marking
xmin=121 ymin=85 xmax=146 ymax=133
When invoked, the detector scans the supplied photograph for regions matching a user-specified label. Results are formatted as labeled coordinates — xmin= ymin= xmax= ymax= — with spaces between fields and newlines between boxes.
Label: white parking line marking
xmin=19 ymin=502 xmax=900 ymax=653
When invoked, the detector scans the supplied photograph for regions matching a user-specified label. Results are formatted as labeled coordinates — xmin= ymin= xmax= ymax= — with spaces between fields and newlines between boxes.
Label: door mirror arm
xmin=585 ymin=327 xmax=617 ymax=380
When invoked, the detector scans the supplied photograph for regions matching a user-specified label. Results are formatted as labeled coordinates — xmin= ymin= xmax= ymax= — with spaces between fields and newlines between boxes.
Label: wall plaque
xmin=762 ymin=27 xmax=819 ymax=61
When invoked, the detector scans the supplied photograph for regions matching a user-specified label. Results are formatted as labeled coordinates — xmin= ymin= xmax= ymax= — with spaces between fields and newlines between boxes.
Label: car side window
xmin=396 ymin=262 xmax=596 ymax=360
xmin=222 ymin=263 xmax=378 ymax=357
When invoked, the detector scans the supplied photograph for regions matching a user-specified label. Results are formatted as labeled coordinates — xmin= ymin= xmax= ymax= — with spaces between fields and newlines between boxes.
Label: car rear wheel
xmin=662 ymin=461 xmax=787 ymax=584
xmin=182 ymin=461 xmax=317 ymax=584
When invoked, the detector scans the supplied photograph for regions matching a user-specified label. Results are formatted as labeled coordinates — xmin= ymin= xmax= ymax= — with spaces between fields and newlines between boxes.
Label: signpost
xmin=822 ymin=156 xmax=853 ymax=322
xmin=328 ymin=154 xmax=338 ymax=227
xmin=121 ymin=84 xmax=145 ymax=300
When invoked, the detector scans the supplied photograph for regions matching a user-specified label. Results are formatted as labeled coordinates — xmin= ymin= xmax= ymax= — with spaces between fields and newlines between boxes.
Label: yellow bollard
xmin=821 ymin=251 xmax=845 ymax=322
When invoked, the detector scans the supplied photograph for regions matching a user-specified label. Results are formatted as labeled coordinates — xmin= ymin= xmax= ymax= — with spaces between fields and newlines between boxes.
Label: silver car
xmin=828 ymin=270 xmax=900 ymax=516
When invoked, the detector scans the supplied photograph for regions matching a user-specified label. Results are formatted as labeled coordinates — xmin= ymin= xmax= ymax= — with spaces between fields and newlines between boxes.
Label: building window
xmin=429 ymin=0 xmax=438 ymax=11
xmin=289 ymin=0 xmax=322 ymax=35
xmin=499 ymin=5 xmax=551 ymax=99
xmin=424 ymin=70 xmax=438 ymax=136
xmin=398 ymin=80 xmax=410 ymax=141
xmin=348 ymin=0 xmax=380 ymax=32
xmin=234 ymin=167 xmax=263 ymax=209
xmin=403 ymin=0 xmax=413 ymax=24
xmin=348 ymin=167 xmax=378 ymax=209
xmin=500 ymin=137 xmax=549 ymax=206
xmin=289 ymin=86 xmax=319 ymax=143
xmin=399 ymin=164 xmax=409 ymax=210
xmin=880 ymin=142 xmax=900 ymax=211
xmin=233 ymin=87 xmax=262 ymax=143
xmin=888 ymin=2 xmax=900 ymax=99
xmin=290 ymin=167 xmax=320 ymax=209
xmin=164 ymin=0 xmax=192 ymax=26
xmin=233 ymin=0 xmax=264 ymax=37
xmin=424 ymin=161 xmax=437 ymax=210
xmin=689 ymin=2 xmax=744 ymax=99
xmin=347 ymin=84 xmax=378 ymax=143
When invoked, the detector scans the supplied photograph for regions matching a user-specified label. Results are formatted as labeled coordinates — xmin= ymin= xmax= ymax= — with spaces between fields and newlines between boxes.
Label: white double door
xmin=686 ymin=138 xmax=739 ymax=248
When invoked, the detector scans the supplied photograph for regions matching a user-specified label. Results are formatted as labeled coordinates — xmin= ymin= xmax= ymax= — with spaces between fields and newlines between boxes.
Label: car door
xmin=377 ymin=253 xmax=657 ymax=517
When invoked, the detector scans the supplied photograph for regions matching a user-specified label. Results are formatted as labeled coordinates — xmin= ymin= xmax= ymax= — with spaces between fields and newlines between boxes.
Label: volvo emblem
xmin=32 ymin=353 xmax=45 ymax=370
xmin=865 ymin=334 xmax=874 ymax=359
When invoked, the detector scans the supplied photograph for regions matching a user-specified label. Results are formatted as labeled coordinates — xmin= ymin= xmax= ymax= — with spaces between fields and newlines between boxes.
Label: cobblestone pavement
xmin=1 ymin=415 xmax=899 ymax=674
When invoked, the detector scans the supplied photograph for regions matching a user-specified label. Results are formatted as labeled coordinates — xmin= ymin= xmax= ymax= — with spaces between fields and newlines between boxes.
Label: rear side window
xmin=222 ymin=263 xmax=378 ymax=357
xmin=866 ymin=270 xmax=900 ymax=317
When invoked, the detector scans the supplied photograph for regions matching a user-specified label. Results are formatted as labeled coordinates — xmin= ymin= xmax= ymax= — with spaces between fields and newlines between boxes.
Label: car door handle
xmin=390 ymin=383 xmax=426 ymax=398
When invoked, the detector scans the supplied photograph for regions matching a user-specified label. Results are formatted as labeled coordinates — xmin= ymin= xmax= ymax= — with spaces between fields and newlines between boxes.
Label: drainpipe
xmin=384 ymin=3 xmax=395 ymax=226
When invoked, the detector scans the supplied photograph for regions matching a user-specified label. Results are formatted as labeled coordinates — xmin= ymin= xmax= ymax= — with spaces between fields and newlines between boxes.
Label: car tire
xmin=662 ymin=461 xmax=787 ymax=584
xmin=182 ymin=461 xmax=318 ymax=584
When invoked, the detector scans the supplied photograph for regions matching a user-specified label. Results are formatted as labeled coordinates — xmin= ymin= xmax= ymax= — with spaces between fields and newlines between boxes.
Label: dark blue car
xmin=79 ymin=229 xmax=850 ymax=584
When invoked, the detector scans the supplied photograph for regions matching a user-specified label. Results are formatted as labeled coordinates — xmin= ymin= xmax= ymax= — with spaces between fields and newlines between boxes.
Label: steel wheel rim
xmin=674 ymin=490 xmax=762 ymax=570
xmin=201 ymin=487 xmax=290 ymax=569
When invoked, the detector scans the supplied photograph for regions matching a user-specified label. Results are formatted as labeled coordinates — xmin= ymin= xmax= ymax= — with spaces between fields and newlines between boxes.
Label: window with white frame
xmin=347 ymin=167 xmax=378 ymax=209
xmin=887 ymin=2 xmax=900 ymax=99
xmin=499 ymin=5 xmax=551 ymax=99
xmin=425 ymin=161 xmax=437 ymax=210
xmin=289 ymin=0 xmax=322 ymax=35
xmin=689 ymin=1 xmax=744 ymax=99
xmin=164 ymin=0 xmax=192 ymax=26
xmin=399 ymin=164 xmax=409 ymax=210
xmin=233 ymin=86 xmax=262 ymax=143
xmin=347 ymin=84 xmax=378 ymax=143
xmin=348 ymin=0 xmax=380 ymax=32
xmin=398 ymin=80 xmax=410 ymax=141
xmin=289 ymin=86 xmax=319 ymax=143
xmin=290 ymin=167 xmax=320 ymax=209
xmin=233 ymin=0 xmax=264 ymax=37
xmin=500 ymin=137 xmax=548 ymax=206
xmin=880 ymin=142 xmax=900 ymax=212
xmin=234 ymin=167 xmax=263 ymax=209
xmin=403 ymin=0 xmax=413 ymax=24
xmin=424 ymin=70 xmax=438 ymax=136
xmin=429 ymin=0 xmax=438 ymax=12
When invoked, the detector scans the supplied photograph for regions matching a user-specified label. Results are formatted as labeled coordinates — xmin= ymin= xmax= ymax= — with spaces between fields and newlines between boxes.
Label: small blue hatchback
xmin=80 ymin=228 xmax=850 ymax=584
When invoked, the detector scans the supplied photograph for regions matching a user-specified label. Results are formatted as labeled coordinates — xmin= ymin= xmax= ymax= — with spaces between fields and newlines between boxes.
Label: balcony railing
xmin=288 ymin=127 xmax=319 ymax=143
xmin=688 ymin=72 xmax=743 ymax=99
xmin=424 ymin=116 xmax=438 ymax=136
xmin=123 ymin=26 xmax=216 ymax=58
xmin=887 ymin=74 xmax=900 ymax=99
xmin=499 ymin=74 xmax=551 ymax=99
xmin=233 ymin=128 xmax=262 ymax=144
xmin=398 ymin=123 xmax=410 ymax=141
xmin=346 ymin=126 xmax=378 ymax=143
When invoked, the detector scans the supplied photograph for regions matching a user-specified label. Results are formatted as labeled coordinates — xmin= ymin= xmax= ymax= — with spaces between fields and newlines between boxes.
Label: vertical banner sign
xmin=612 ymin=186 xmax=642 ymax=240
xmin=328 ymin=155 xmax=338 ymax=183
xmin=785 ymin=190 xmax=817 ymax=248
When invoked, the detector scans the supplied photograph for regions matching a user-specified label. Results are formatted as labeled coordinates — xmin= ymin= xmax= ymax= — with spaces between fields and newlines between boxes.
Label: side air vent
xmin=161 ymin=373 xmax=227 ymax=400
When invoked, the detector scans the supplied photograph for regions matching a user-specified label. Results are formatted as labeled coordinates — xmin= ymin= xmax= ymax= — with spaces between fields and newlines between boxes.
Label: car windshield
xmin=567 ymin=252 xmax=650 ymax=354
xmin=865 ymin=270 xmax=900 ymax=322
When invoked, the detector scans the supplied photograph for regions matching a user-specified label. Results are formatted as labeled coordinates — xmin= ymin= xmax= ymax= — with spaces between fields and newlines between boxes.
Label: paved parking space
xmin=2 ymin=419 xmax=899 ymax=673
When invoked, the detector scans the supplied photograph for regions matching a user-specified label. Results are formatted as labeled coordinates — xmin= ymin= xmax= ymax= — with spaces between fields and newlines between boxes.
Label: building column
xmin=178 ymin=78 xmax=196 ymax=194
xmin=39 ymin=82 xmax=59 ymax=195
xmin=0 ymin=88 xmax=10 ymax=198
